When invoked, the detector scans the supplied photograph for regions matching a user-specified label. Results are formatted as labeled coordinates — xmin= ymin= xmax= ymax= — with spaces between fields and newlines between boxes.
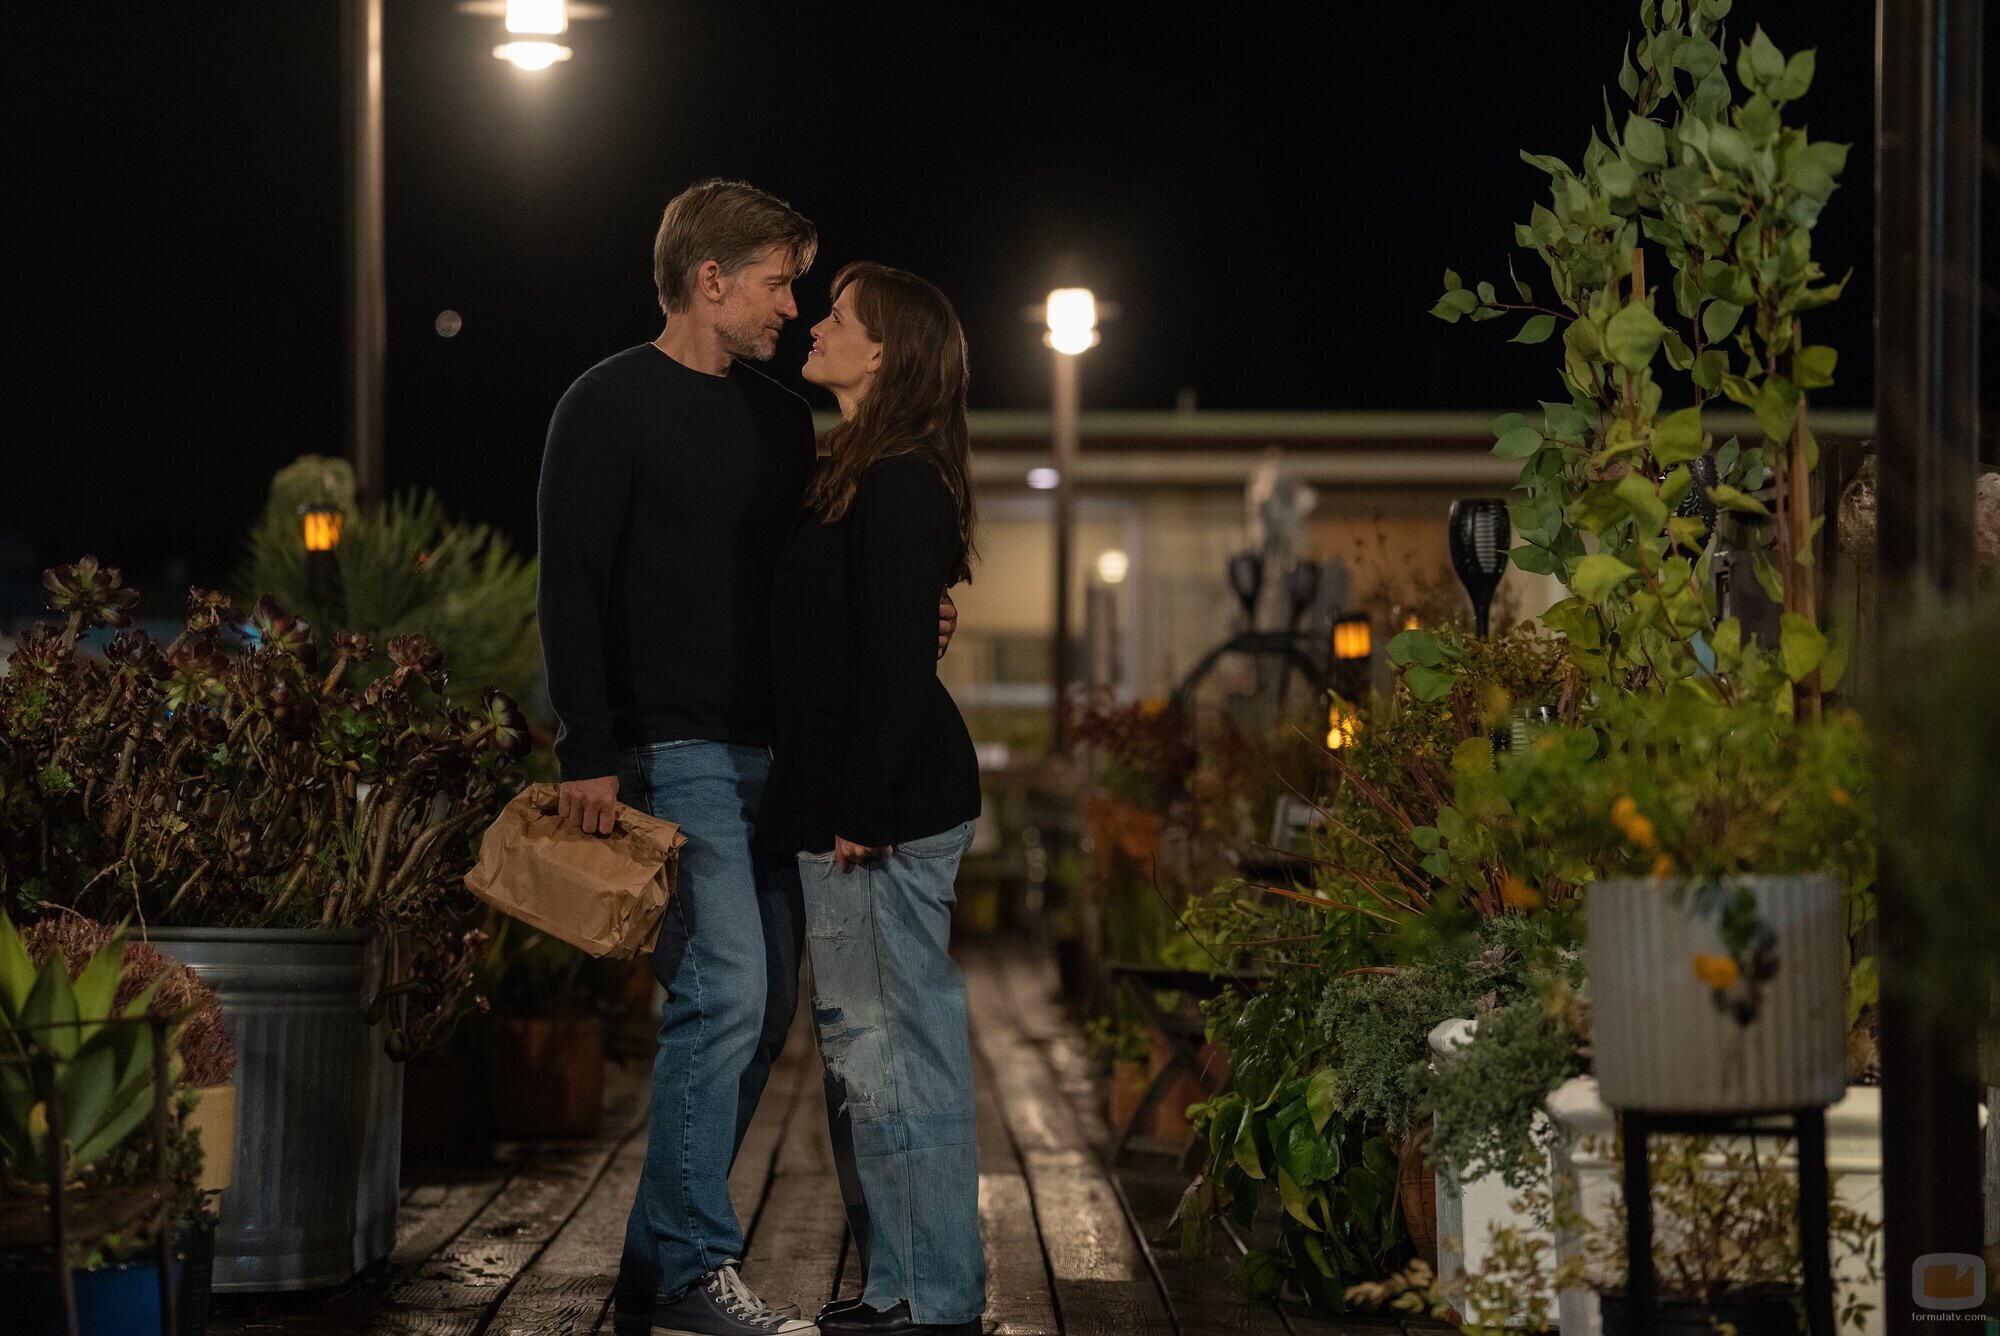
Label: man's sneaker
xmin=652 ymin=1264 xmax=818 ymax=1335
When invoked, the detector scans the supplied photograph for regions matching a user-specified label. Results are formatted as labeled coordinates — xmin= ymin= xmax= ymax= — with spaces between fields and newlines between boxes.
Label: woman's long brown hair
xmin=807 ymin=261 xmax=976 ymax=585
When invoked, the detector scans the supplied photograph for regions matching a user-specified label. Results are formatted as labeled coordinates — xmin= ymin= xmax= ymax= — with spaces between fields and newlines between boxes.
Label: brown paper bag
xmin=464 ymin=783 xmax=687 ymax=959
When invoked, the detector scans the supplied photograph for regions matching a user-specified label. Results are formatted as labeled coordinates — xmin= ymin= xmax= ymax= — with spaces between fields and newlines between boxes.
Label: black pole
xmin=1621 ymin=1112 xmax=1656 ymax=1336
xmin=151 ymin=1022 xmax=178 ymax=1336
xmin=1874 ymin=0 xmax=1985 ymax=1328
xmin=36 ymin=1047 xmax=81 ymax=1336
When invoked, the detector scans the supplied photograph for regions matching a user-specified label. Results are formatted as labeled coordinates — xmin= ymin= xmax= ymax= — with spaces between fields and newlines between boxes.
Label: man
xmin=539 ymin=180 xmax=957 ymax=1336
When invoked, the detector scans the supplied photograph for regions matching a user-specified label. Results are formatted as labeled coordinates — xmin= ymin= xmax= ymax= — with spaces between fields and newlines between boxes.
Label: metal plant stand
xmin=1618 ymin=1106 xmax=1835 ymax=1336
xmin=13 ymin=1016 xmax=180 ymax=1336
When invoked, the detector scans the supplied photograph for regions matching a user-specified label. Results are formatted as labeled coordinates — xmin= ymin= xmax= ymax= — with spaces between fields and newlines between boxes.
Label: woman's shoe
xmin=815 ymin=1300 xmax=980 ymax=1336
xmin=815 ymin=1296 xmax=867 ymax=1323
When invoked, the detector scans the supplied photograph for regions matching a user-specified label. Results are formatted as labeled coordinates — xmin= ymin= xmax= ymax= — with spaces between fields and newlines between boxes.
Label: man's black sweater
xmin=536 ymin=344 xmax=815 ymax=780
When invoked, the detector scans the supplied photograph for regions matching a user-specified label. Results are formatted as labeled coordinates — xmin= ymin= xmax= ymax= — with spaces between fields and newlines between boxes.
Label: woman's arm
xmin=835 ymin=458 xmax=955 ymax=851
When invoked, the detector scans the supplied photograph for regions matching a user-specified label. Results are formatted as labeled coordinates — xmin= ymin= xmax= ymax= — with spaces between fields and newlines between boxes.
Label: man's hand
xmin=834 ymin=836 xmax=892 ymax=874
xmin=558 ymin=774 xmax=621 ymax=836
xmin=937 ymin=589 xmax=958 ymax=660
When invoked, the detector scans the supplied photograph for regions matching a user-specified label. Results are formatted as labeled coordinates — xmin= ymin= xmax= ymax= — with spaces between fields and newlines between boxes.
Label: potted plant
xmin=0 ymin=913 xmax=223 ymax=1335
xmin=484 ymin=923 xmax=615 ymax=1139
xmin=0 ymin=557 xmax=528 ymax=1290
xmin=17 ymin=914 xmax=239 ymax=1333
xmin=1347 ymin=1131 xmax=1881 ymax=1336
xmin=1483 ymin=682 xmax=1871 ymax=1113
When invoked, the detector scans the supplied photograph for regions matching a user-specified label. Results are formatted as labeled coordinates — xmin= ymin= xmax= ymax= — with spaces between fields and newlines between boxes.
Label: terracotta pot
xmin=186 ymin=1083 xmax=237 ymax=1193
xmin=1394 ymin=1124 xmax=1439 ymax=1267
xmin=492 ymin=1015 xmax=605 ymax=1138
xmin=1106 ymin=1032 xmax=1226 ymax=1147
xmin=403 ymin=1048 xmax=492 ymax=1162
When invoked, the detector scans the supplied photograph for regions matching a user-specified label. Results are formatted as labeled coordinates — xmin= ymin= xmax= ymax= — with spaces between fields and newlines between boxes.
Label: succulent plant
xmin=0 ymin=558 xmax=526 ymax=1056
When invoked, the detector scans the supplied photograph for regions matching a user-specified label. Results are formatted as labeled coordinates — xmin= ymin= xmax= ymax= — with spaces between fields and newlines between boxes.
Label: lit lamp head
xmin=1329 ymin=612 xmax=1372 ymax=704
xmin=1331 ymin=614 xmax=1371 ymax=663
xmin=1044 ymin=288 xmax=1099 ymax=356
xmin=300 ymin=502 xmax=343 ymax=602
xmin=495 ymin=0 xmax=572 ymax=68
xmin=1095 ymin=549 xmax=1130 ymax=585
xmin=300 ymin=503 xmax=344 ymax=554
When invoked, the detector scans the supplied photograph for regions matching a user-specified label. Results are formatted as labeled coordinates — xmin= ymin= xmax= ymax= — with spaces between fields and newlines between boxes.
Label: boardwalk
xmin=210 ymin=945 xmax=1388 ymax=1336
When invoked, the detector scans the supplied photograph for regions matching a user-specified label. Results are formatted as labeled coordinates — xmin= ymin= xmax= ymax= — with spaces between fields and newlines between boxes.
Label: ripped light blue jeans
xmin=799 ymin=820 xmax=985 ymax=1326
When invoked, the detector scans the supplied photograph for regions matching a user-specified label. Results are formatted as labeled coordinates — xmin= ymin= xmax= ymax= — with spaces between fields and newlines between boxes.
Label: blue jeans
xmin=615 ymin=740 xmax=804 ymax=1306
xmin=800 ymin=820 xmax=985 ymax=1326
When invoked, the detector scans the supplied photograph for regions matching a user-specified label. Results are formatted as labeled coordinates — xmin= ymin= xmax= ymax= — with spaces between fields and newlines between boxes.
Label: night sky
xmin=9 ymin=1 xmax=1882 ymax=594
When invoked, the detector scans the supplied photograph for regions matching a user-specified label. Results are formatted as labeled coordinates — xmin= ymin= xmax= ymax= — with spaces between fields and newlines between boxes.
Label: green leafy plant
xmin=0 ymin=913 xmax=179 ymax=1190
xmin=0 ymin=557 xmax=529 ymax=1055
xmin=1421 ymin=987 xmax=1588 ymax=1191
xmin=235 ymin=455 xmax=545 ymax=719
xmin=1170 ymin=975 xmax=1408 ymax=1312
xmin=1433 ymin=0 xmax=1851 ymax=704
xmin=1357 ymin=1135 xmax=1880 ymax=1333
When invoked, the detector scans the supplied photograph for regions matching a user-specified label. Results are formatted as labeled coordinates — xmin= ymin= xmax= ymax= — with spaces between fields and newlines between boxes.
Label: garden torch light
xmin=1448 ymin=498 xmax=1511 ymax=637
xmin=301 ymin=503 xmax=344 ymax=603
xmin=1284 ymin=559 xmax=1321 ymax=633
xmin=1330 ymin=612 xmax=1372 ymax=704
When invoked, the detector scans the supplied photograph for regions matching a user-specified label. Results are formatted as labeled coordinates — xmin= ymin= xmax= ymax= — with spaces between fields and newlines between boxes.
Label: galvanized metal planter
xmin=1586 ymin=875 xmax=1846 ymax=1113
xmin=145 ymin=927 xmax=388 ymax=1292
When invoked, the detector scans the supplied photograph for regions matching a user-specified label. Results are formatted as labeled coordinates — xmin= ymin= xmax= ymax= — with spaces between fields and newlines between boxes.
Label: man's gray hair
xmin=653 ymin=179 xmax=817 ymax=316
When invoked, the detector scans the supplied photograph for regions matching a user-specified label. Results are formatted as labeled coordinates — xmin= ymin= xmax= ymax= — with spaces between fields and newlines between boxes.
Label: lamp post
xmin=300 ymin=503 xmax=345 ymax=604
xmin=1046 ymin=287 xmax=1097 ymax=753
xmin=341 ymin=0 xmax=596 ymax=506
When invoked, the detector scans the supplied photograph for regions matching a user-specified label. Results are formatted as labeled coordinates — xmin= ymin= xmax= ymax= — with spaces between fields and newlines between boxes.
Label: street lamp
xmin=494 ymin=0 xmax=572 ymax=68
xmin=338 ymin=2 xmax=601 ymax=510
xmin=1046 ymin=287 xmax=1096 ymax=753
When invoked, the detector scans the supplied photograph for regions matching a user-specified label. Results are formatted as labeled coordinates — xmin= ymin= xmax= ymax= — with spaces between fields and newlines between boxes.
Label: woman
xmin=762 ymin=261 xmax=984 ymax=1336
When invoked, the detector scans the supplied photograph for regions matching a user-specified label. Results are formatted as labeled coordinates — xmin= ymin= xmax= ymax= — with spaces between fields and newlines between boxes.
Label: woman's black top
xmin=761 ymin=452 xmax=982 ymax=855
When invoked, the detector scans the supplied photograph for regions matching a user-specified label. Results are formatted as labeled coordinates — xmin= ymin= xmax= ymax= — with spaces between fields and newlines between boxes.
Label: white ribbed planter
xmin=1545 ymin=1077 xmax=1888 ymax=1336
xmin=1427 ymin=1018 xmax=1560 ymax=1327
xmin=1588 ymin=876 xmax=1846 ymax=1112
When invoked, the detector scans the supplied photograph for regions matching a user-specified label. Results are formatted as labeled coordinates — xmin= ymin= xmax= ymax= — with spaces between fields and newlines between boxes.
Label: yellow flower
xmin=1691 ymin=953 xmax=1740 ymax=991
xmin=1650 ymin=852 xmax=1675 ymax=878
xmin=1610 ymin=795 xmax=1656 ymax=847
xmin=1500 ymin=874 xmax=1543 ymax=910
xmin=1138 ymin=697 xmax=1167 ymax=718
xmin=1828 ymin=786 xmax=1850 ymax=807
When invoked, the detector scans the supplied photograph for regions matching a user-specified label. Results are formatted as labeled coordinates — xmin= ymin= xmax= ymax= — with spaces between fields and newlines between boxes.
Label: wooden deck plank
xmin=358 ymin=1069 xmax=652 ymax=1336
xmin=965 ymin=948 xmax=1178 ymax=1336
xmin=391 ymin=1162 xmax=520 ymax=1271
xmin=488 ymin=1006 xmax=817 ymax=1336
xmin=731 ymin=1008 xmax=817 ymax=1229
xmin=734 ymin=1066 xmax=848 ymax=1321
xmin=1120 ymin=1170 xmax=1300 ymax=1336
xmin=744 ymin=992 xmax=852 ymax=1312
xmin=971 ymin=1028 xmax=1061 ymax=1336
